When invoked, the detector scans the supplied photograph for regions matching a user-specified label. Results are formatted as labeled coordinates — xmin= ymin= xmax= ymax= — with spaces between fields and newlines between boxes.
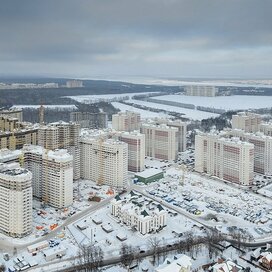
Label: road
xmin=0 ymin=194 xmax=116 ymax=251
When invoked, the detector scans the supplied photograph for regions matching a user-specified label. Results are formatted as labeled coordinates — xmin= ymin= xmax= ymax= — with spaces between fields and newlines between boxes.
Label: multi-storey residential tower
xmin=70 ymin=112 xmax=108 ymax=129
xmin=195 ymin=132 xmax=254 ymax=185
xmin=184 ymin=85 xmax=218 ymax=97
xmin=232 ymin=112 xmax=261 ymax=133
xmin=0 ymin=163 xmax=32 ymax=237
xmin=112 ymin=111 xmax=141 ymax=132
xmin=80 ymin=138 xmax=128 ymax=188
xmin=141 ymin=123 xmax=179 ymax=161
xmin=117 ymin=131 xmax=145 ymax=172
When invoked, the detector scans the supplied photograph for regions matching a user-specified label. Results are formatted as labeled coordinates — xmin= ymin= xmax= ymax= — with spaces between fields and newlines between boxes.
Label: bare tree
xmin=0 ymin=264 xmax=6 ymax=272
xmin=120 ymin=243 xmax=134 ymax=268
xmin=77 ymin=245 xmax=104 ymax=272
xmin=148 ymin=237 xmax=161 ymax=265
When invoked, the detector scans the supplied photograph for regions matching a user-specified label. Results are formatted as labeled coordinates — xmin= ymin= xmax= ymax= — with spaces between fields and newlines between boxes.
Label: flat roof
xmin=135 ymin=168 xmax=163 ymax=179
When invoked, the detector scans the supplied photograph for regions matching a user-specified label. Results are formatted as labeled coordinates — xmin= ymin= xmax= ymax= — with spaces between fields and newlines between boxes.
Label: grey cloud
xmin=0 ymin=0 xmax=271 ymax=77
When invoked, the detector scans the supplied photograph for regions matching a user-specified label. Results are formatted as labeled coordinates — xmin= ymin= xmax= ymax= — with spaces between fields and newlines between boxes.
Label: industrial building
xmin=135 ymin=169 xmax=164 ymax=184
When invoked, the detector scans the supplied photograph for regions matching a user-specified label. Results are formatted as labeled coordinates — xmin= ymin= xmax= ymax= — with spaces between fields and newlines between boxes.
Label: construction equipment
xmin=179 ymin=164 xmax=187 ymax=186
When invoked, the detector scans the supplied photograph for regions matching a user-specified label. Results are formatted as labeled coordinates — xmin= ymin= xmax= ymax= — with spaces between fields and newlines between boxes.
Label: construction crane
xmin=41 ymin=148 xmax=49 ymax=208
xmin=97 ymin=137 xmax=104 ymax=186
xmin=179 ymin=164 xmax=187 ymax=186
xmin=18 ymin=153 xmax=25 ymax=167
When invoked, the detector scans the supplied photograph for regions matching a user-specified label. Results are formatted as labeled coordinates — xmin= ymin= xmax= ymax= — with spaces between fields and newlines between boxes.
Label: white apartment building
xmin=0 ymin=146 xmax=73 ymax=208
xmin=141 ymin=123 xmax=178 ymax=161
xmin=225 ymin=129 xmax=272 ymax=175
xmin=38 ymin=122 xmax=80 ymax=180
xmin=155 ymin=118 xmax=187 ymax=152
xmin=232 ymin=112 xmax=261 ymax=133
xmin=184 ymin=85 xmax=218 ymax=97
xmin=0 ymin=163 xmax=32 ymax=237
xmin=42 ymin=149 xmax=73 ymax=208
xmin=66 ymin=80 xmax=83 ymax=88
xmin=260 ymin=122 xmax=272 ymax=136
xmin=117 ymin=131 xmax=145 ymax=172
xmin=111 ymin=192 xmax=167 ymax=235
xmin=80 ymin=138 xmax=128 ymax=188
xmin=112 ymin=111 xmax=141 ymax=132
xmin=195 ymin=133 xmax=254 ymax=185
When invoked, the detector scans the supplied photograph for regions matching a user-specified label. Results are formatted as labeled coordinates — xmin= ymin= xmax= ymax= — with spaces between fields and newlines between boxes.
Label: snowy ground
xmin=145 ymin=169 xmax=272 ymax=240
xmin=129 ymin=99 xmax=219 ymax=120
xmin=112 ymin=102 xmax=169 ymax=119
xmin=154 ymin=94 xmax=272 ymax=111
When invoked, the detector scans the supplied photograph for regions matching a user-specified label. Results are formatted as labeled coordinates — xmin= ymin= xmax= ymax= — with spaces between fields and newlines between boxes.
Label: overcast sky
xmin=1 ymin=0 xmax=272 ymax=79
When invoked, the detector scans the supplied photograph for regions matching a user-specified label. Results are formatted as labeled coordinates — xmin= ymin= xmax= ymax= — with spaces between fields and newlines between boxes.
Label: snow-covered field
xmin=112 ymin=102 xmax=169 ymax=119
xmin=155 ymin=94 xmax=272 ymax=111
xmin=129 ymin=99 xmax=219 ymax=120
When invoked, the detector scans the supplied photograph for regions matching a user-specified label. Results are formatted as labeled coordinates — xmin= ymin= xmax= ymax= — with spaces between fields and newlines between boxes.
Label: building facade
xmin=184 ymin=85 xmax=218 ymax=97
xmin=70 ymin=112 xmax=108 ymax=129
xmin=117 ymin=131 xmax=145 ymax=172
xmin=225 ymin=129 xmax=272 ymax=175
xmin=232 ymin=112 xmax=262 ymax=133
xmin=195 ymin=132 xmax=254 ymax=185
xmin=112 ymin=111 xmax=141 ymax=132
xmin=260 ymin=122 xmax=272 ymax=136
xmin=80 ymin=138 xmax=128 ymax=188
xmin=141 ymin=123 xmax=179 ymax=161
xmin=111 ymin=193 xmax=167 ymax=235
xmin=0 ymin=163 xmax=32 ymax=237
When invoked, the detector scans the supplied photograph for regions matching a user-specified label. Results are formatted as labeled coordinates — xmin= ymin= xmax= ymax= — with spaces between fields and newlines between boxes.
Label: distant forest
xmin=0 ymin=79 xmax=179 ymax=107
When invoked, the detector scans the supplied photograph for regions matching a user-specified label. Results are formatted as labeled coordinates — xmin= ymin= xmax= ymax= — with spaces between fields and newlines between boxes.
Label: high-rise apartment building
xmin=0 ymin=146 xmax=74 ymax=208
xmin=195 ymin=132 xmax=254 ymax=185
xmin=141 ymin=123 xmax=179 ymax=161
xmin=260 ymin=122 xmax=272 ymax=136
xmin=184 ymin=85 xmax=218 ymax=97
xmin=42 ymin=149 xmax=73 ymax=208
xmin=0 ymin=163 xmax=32 ymax=237
xmin=80 ymin=138 xmax=128 ymax=188
xmin=0 ymin=108 xmax=23 ymax=122
xmin=224 ymin=129 xmax=272 ymax=175
xmin=112 ymin=111 xmax=141 ymax=132
xmin=155 ymin=118 xmax=187 ymax=152
xmin=38 ymin=122 xmax=80 ymax=180
xmin=66 ymin=80 xmax=83 ymax=88
xmin=70 ymin=112 xmax=108 ymax=129
xmin=232 ymin=112 xmax=261 ymax=133
xmin=117 ymin=131 xmax=145 ymax=172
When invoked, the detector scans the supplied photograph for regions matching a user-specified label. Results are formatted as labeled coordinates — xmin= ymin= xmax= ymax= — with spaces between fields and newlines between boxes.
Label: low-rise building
xmin=111 ymin=191 xmax=167 ymax=235
xmin=155 ymin=254 xmax=192 ymax=272
xmin=135 ymin=169 xmax=163 ymax=184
